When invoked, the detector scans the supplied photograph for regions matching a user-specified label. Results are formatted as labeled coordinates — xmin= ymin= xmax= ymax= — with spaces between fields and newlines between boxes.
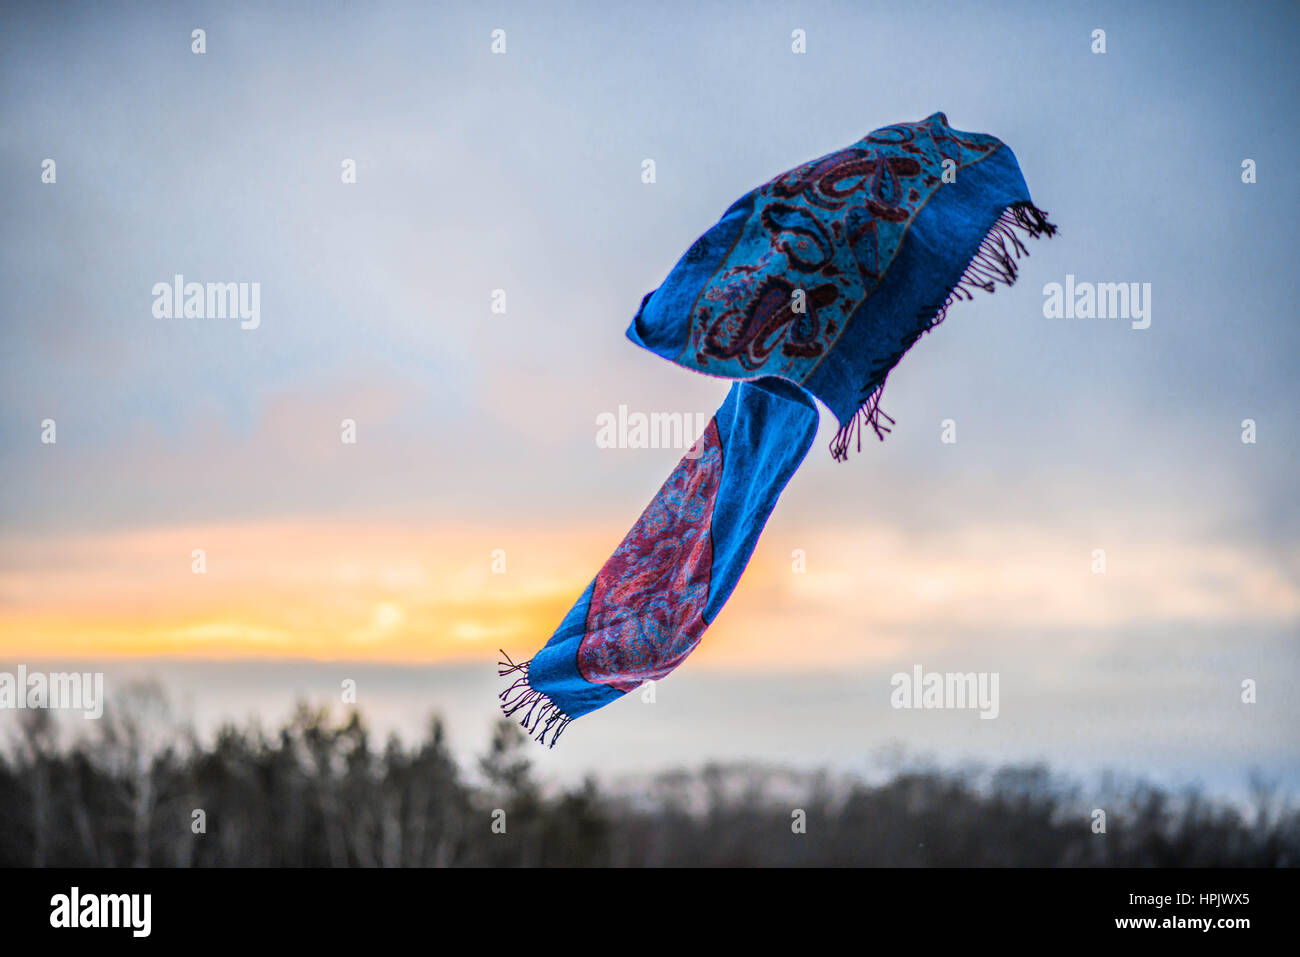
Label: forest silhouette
xmin=1 ymin=682 xmax=1295 ymax=867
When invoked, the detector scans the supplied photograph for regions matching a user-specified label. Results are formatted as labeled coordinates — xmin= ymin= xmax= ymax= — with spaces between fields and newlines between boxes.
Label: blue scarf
xmin=501 ymin=113 xmax=1056 ymax=745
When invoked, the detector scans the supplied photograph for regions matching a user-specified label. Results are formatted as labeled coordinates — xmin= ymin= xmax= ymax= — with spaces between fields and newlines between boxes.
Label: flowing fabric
xmin=500 ymin=112 xmax=1057 ymax=746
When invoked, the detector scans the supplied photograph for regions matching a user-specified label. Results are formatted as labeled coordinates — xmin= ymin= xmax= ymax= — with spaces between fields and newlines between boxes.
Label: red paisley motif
xmin=577 ymin=420 xmax=724 ymax=693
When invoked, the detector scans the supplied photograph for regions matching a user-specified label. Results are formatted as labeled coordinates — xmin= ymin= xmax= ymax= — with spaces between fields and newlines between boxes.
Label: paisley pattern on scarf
xmin=577 ymin=419 xmax=723 ymax=693
xmin=688 ymin=113 xmax=999 ymax=382
xmin=503 ymin=112 xmax=1056 ymax=748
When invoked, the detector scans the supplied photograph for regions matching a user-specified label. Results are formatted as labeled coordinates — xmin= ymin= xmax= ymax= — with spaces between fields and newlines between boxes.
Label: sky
xmin=1 ymin=0 xmax=1297 ymax=795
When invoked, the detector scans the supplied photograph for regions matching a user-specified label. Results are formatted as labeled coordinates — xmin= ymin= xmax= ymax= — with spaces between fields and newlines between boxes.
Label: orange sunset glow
xmin=3 ymin=514 xmax=1295 ymax=666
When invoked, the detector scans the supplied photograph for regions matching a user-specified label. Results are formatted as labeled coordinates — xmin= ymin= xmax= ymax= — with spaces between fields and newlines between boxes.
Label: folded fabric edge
xmin=828 ymin=199 xmax=1058 ymax=461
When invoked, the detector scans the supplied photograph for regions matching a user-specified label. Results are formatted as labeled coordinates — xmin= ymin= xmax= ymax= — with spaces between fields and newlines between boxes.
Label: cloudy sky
xmin=1 ymin=0 xmax=1296 ymax=794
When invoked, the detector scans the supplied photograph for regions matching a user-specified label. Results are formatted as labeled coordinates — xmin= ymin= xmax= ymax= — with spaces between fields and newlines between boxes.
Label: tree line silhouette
xmin=1 ymin=682 xmax=1295 ymax=867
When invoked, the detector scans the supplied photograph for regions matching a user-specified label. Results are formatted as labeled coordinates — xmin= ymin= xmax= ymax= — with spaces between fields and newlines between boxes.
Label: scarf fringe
xmin=827 ymin=382 xmax=895 ymax=460
xmin=497 ymin=651 xmax=573 ymax=748
xmin=829 ymin=201 xmax=1057 ymax=462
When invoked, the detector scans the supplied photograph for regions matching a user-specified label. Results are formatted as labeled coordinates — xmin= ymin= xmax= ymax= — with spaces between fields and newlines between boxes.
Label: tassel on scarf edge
xmin=829 ymin=200 xmax=1058 ymax=462
xmin=497 ymin=650 xmax=573 ymax=749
